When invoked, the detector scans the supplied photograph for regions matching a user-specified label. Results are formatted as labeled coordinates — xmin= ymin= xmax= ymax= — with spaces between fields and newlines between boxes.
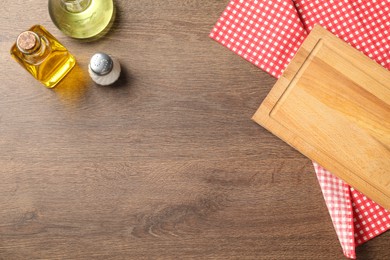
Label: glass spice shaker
xmin=48 ymin=0 xmax=115 ymax=39
xmin=88 ymin=53 xmax=121 ymax=85
xmin=10 ymin=25 xmax=76 ymax=88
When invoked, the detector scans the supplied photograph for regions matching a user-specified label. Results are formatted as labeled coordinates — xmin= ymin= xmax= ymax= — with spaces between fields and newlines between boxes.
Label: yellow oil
xmin=10 ymin=25 xmax=76 ymax=88
xmin=49 ymin=0 xmax=115 ymax=39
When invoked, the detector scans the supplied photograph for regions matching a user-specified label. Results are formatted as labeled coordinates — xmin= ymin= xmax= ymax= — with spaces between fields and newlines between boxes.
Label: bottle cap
xmin=17 ymin=31 xmax=40 ymax=54
xmin=62 ymin=0 xmax=91 ymax=13
xmin=89 ymin=53 xmax=114 ymax=76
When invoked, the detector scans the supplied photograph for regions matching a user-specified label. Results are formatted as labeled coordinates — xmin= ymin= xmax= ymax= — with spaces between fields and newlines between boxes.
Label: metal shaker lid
xmin=89 ymin=53 xmax=114 ymax=76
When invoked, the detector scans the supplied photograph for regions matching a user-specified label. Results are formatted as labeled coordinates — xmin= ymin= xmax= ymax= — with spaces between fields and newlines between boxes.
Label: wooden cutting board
xmin=252 ymin=25 xmax=390 ymax=210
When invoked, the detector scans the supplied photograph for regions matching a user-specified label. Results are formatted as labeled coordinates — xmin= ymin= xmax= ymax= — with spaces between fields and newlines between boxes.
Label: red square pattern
xmin=210 ymin=0 xmax=390 ymax=259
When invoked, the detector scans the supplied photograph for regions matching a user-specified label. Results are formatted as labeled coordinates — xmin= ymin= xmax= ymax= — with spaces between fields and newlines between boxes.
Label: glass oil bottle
xmin=10 ymin=25 xmax=76 ymax=88
xmin=48 ymin=0 xmax=115 ymax=39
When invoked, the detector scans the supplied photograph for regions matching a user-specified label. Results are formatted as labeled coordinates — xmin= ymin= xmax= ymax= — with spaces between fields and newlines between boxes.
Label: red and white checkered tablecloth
xmin=210 ymin=0 xmax=390 ymax=258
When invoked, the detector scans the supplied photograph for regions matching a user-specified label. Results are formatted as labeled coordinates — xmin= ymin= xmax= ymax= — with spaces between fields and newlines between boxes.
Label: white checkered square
xmin=210 ymin=0 xmax=390 ymax=259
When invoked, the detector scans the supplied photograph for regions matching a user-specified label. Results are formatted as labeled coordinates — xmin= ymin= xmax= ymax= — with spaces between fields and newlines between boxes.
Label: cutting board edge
xmin=252 ymin=24 xmax=390 ymax=210
xmin=251 ymin=112 xmax=390 ymax=210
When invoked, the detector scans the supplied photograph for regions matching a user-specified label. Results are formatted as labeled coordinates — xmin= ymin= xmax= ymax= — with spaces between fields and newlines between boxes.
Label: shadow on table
xmin=53 ymin=64 xmax=91 ymax=105
xmin=110 ymin=63 xmax=132 ymax=89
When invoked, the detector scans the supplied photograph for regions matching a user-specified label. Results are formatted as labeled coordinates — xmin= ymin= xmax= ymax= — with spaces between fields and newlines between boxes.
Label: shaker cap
xmin=89 ymin=53 xmax=113 ymax=76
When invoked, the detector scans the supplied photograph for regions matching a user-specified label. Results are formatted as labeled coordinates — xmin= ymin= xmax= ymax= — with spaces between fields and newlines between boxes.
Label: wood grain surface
xmin=0 ymin=1 xmax=388 ymax=259
xmin=253 ymin=25 xmax=390 ymax=210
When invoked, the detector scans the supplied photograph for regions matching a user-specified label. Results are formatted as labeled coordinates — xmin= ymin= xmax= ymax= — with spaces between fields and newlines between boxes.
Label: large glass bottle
xmin=10 ymin=25 xmax=76 ymax=88
xmin=48 ymin=0 xmax=115 ymax=39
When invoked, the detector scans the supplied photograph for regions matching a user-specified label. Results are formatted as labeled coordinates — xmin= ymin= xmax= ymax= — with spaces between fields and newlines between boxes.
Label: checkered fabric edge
xmin=209 ymin=0 xmax=390 ymax=258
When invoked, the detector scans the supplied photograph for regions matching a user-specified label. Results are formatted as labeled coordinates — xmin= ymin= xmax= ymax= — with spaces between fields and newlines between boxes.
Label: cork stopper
xmin=17 ymin=31 xmax=40 ymax=54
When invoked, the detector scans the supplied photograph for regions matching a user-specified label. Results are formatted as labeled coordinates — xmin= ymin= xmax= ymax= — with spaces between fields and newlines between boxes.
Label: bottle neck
xmin=61 ymin=0 xmax=91 ymax=13
xmin=17 ymin=31 xmax=41 ymax=54
xmin=17 ymin=31 xmax=49 ymax=64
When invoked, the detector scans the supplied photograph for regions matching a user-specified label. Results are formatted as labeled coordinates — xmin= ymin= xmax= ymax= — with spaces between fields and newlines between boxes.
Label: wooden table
xmin=0 ymin=1 xmax=388 ymax=259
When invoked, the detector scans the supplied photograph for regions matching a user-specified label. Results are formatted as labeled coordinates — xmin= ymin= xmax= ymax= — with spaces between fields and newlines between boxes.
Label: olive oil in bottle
xmin=48 ymin=0 xmax=115 ymax=39
xmin=10 ymin=25 xmax=76 ymax=88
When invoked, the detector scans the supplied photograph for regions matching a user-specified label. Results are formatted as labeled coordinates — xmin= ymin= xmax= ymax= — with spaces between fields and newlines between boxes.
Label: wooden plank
xmin=252 ymin=25 xmax=390 ymax=210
